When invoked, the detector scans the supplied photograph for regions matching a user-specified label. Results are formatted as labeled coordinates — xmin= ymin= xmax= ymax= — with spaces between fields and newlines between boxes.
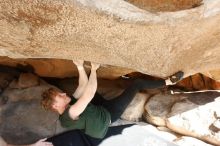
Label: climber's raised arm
xmin=72 ymin=60 xmax=88 ymax=99
xmin=69 ymin=63 xmax=100 ymax=119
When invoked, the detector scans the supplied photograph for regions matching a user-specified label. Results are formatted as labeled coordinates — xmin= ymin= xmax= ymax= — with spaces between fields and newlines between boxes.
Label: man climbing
xmin=0 ymin=124 xmax=134 ymax=146
xmin=41 ymin=60 xmax=184 ymax=139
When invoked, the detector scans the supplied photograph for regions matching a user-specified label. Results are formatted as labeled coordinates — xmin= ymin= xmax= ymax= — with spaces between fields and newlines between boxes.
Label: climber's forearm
xmin=73 ymin=65 xmax=88 ymax=99
xmin=69 ymin=68 xmax=98 ymax=119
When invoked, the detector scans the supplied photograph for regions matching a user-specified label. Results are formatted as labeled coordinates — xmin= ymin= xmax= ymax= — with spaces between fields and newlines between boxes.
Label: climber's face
xmin=52 ymin=92 xmax=71 ymax=112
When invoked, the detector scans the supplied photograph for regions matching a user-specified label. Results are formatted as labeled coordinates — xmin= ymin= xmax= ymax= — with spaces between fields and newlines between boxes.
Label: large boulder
xmin=0 ymin=74 xmax=64 ymax=145
xmin=167 ymin=93 xmax=220 ymax=146
xmin=145 ymin=92 xmax=220 ymax=145
xmin=0 ymin=0 xmax=220 ymax=79
xmin=144 ymin=94 xmax=184 ymax=126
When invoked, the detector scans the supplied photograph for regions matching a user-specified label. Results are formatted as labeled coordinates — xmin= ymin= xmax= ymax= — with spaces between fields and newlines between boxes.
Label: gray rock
xmin=0 ymin=79 xmax=64 ymax=145
xmin=144 ymin=93 xmax=184 ymax=126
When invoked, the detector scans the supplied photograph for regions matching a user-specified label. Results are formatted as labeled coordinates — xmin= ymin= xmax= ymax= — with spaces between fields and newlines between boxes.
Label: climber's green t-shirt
xmin=59 ymin=97 xmax=111 ymax=138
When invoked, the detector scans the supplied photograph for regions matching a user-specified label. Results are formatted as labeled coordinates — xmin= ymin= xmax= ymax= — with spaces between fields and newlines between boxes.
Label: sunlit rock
xmin=144 ymin=94 xmax=184 ymax=126
xmin=145 ymin=92 xmax=220 ymax=145
xmin=173 ymin=136 xmax=212 ymax=146
xmin=121 ymin=93 xmax=150 ymax=121
xmin=1 ymin=0 xmax=220 ymax=78
xmin=167 ymin=92 xmax=220 ymax=145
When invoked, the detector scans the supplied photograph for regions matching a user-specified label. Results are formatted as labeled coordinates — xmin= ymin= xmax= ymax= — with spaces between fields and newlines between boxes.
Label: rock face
xmin=176 ymin=73 xmax=220 ymax=90
xmin=1 ymin=56 xmax=220 ymax=92
xmin=127 ymin=0 xmax=202 ymax=12
xmin=145 ymin=92 xmax=220 ymax=145
xmin=174 ymin=136 xmax=213 ymax=146
xmin=0 ymin=100 xmax=61 ymax=144
xmin=0 ymin=0 xmax=220 ymax=79
xmin=0 ymin=72 xmax=150 ymax=144
xmin=203 ymin=69 xmax=220 ymax=82
xmin=0 ymin=57 xmax=134 ymax=79
xmin=0 ymin=73 xmax=64 ymax=144
xmin=167 ymin=93 xmax=220 ymax=146
xmin=1 ymin=1 xmax=220 ymax=144
xmin=144 ymin=94 xmax=184 ymax=126
xmin=0 ymin=71 xmax=219 ymax=145
xmin=121 ymin=93 xmax=150 ymax=121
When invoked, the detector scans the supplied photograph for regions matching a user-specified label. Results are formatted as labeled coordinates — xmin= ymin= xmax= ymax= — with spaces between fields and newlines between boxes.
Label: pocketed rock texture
xmin=0 ymin=0 xmax=220 ymax=79
xmin=144 ymin=92 xmax=220 ymax=145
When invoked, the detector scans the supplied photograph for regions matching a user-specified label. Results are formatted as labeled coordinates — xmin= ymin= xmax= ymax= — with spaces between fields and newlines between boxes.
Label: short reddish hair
xmin=41 ymin=87 xmax=60 ymax=111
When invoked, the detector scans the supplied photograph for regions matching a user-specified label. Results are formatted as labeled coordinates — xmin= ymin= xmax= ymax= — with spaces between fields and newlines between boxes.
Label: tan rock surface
xmin=121 ymin=93 xmax=150 ymax=121
xmin=0 ymin=57 xmax=134 ymax=79
xmin=203 ymin=69 xmax=220 ymax=82
xmin=127 ymin=0 xmax=202 ymax=12
xmin=17 ymin=73 xmax=40 ymax=88
xmin=176 ymin=73 xmax=220 ymax=91
xmin=0 ymin=0 xmax=220 ymax=79
xmin=145 ymin=92 xmax=220 ymax=145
